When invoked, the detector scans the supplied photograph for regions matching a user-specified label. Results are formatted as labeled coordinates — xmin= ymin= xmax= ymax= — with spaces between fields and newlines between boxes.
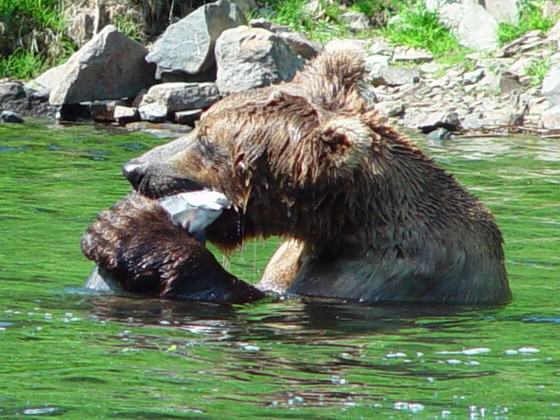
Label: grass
xmin=382 ymin=1 xmax=471 ymax=66
xmin=0 ymin=0 xmax=75 ymax=80
xmin=257 ymin=0 xmax=351 ymax=42
xmin=525 ymin=57 xmax=551 ymax=86
xmin=498 ymin=0 xmax=556 ymax=45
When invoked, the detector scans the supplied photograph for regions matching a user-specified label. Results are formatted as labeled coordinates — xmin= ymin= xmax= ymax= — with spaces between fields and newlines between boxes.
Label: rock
xmin=369 ymin=65 xmax=421 ymax=86
xmin=550 ymin=23 xmax=560 ymax=44
xmin=138 ymin=103 xmax=168 ymax=122
xmin=420 ymin=62 xmax=442 ymax=74
xmin=125 ymin=121 xmax=193 ymax=135
xmin=543 ymin=66 xmax=560 ymax=105
xmin=404 ymin=108 xmax=462 ymax=134
xmin=368 ymin=38 xmax=393 ymax=55
xmin=541 ymin=105 xmax=560 ymax=129
xmin=425 ymin=0 xmax=462 ymax=12
xmin=508 ymin=56 xmax=535 ymax=76
xmin=302 ymin=0 xmax=324 ymax=19
xmin=498 ymin=30 xmax=549 ymax=57
xmin=231 ymin=0 xmax=257 ymax=16
xmin=139 ymin=82 xmax=221 ymax=112
xmin=324 ymin=38 xmax=367 ymax=53
xmin=250 ymin=18 xmax=321 ymax=59
xmin=463 ymin=69 xmax=484 ymax=86
xmin=439 ymin=0 xmax=498 ymax=51
xmin=426 ymin=127 xmax=452 ymax=141
xmin=90 ymin=100 xmax=127 ymax=122
xmin=25 ymin=64 xmax=66 ymax=96
xmin=215 ymin=26 xmax=304 ymax=94
xmin=0 ymin=110 xmax=24 ymax=123
xmin=463 ymin=68 xmax=484 ymax=85
xmin=114 ymin=106 xmax=139 ymax=124
xmin=339 ymin=11 xmax=370 ymax=32
xmin=57 ymin=104 xmax=92 ymax=121
xmin=146 ymin=0 xmax=246 ymax=78
xmin=499 ymin=71 xmax=524 ymax=94
xmin=49 ymin=25 xmax=155 ymax=105
xmin=392 ymin=46 xmax=433 ymax=63
xmin=0 ymin=82 xmax=25 ymax=103
xmin=174 ymin=109 xmax=203 ymax=126
xmin=376 ymin=100 xmax=404 ymax=118
xmin=462 ymin=104 xmax=521 ymax=129
xmin=543 ymin=0 xmax=560 ymax=18
xmin=484 ymin=0 xmax=519 ymax=24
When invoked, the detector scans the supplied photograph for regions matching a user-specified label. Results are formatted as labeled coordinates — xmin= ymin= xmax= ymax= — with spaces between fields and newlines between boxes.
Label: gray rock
xmin=138 ymin=103 xmax=168 ymax=122
xmin=542 ymin=66 xmax=560 ymax=105
xmin=146 ymin=0 xmax=246 ymax=78
xmin=484 ymin=0 xmax=519 ymax=24
xmin=541 ymin=104 xmax=560 ymax=129
xmin=542 ymin=0 xmax=560 ymax=18
xmin=49 ymin=25 xmax=155 ymax=105
xmin=426 ymin=127 xmax=452 ymax=141
xmin=114 ymin=106 xmax=139 ymax=124
xmin=403 ymin=108 xmax=462 ymax=132
xmin=339 ymin=11 xmax=370 ymax=32
xmin=498 ymin=30 xmax=549 ymax=57
xmin=174 ymin=109 xmax=203 ymax=126
xmin=91 ymin=100 xmax=127 ymax=122
xmin=0 ymin=110 xmax=24 ymax=123
xmin=215 ymin=26 xmax=304 ymax=94
xmin=250 ymin=18 xmax=321 ymax=59
xmin=463 ymin=68 xmax=485 ymax=85
xmin=324 ymin=38 xmax=367 ymax=53
xmin=548 ymin=21 xmax=560 ymax=41
xmin=231 ymin=0 xmax=257 ymax=16
xmin=499 ymin=71 xmax=523 ymax=94
xmin=25 ymin=64 xmax=66 ymax=96
xmin=368 ymin=38 xmax=393 ymax=55
xmin=425 ymin=0 xmax=462 ymax=12
xmin=0 ymin=82 xmax=25 ymax=102
xmin=439 ymin=1 xmax=498 ymax=51
xmin=392 ymin=46 xmax=433 ymax=63
xmin=139 ymin=82 xmax=221 ymax=112
xmin=369 ymin=65 xmax=421 ymax=86
xmin=375 ymin=100 xmax=404 ymax=118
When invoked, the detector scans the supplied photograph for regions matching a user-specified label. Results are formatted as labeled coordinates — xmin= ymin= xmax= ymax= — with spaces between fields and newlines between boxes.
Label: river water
xmin=0 ymin=121 xmax=558 ymax=418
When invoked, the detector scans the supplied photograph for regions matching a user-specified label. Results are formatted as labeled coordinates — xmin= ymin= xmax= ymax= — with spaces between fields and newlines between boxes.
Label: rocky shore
xmin=2 ymin=0 xmax=560 ymax=139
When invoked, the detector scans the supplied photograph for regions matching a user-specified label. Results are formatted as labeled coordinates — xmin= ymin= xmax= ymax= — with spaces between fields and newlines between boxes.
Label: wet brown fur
xmin=84 ymin=51 xmax=511 ymax=304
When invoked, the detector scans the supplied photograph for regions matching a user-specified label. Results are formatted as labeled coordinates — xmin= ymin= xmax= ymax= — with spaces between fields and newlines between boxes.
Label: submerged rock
xmin=0 ymin=110 xmax=24 ymax=123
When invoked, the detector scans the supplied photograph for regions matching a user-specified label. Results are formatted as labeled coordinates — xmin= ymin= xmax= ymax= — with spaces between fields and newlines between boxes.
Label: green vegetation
xmin=383 ymin=2 xmax=470 ymax=65
xmin=258 ymin=0 xmax=350 ymax=42
xmin=115 ymin=14 xmax=144 ymax=42
xmin=498 ymin=0 xmax=555 ymax=45
xmin=0 ymin=0 xmax=75 ymax=79
xmin=525 ymin=56 xmax=551 ymax=86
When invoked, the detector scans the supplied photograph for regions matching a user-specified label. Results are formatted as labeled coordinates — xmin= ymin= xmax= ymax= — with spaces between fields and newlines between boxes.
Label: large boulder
xmin=49 ymin=25 xmax=155 ymax=105
xmin=543 ymin=66 xmax=560 ymax=106
xmin=146 ymin=0 xmax=246 ymax=79
xmin=139 ymin=82 xmax=221 ymax=112
xmin=437 ymin=0 xmax=499 ymax=51
xmin=484 ymin=0 xmax=519 ymax=24
xmin=250 ymin=18 xmax=321 ymax=59
xmin=215 ymin=26 xmax=304 ymax=94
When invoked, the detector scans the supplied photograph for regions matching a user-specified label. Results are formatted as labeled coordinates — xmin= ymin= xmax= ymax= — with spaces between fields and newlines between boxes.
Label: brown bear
xmin=82 ymin=51 xmax=511 ymax=305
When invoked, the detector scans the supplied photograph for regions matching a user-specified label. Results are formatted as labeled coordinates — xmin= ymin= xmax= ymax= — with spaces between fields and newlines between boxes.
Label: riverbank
xmin=2 ymin=0 xmax=560 ymax=138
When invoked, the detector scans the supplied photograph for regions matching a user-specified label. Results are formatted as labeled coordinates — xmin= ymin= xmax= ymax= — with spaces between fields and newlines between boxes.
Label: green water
xmin=0 ymin=121 xmax=559 ymax=418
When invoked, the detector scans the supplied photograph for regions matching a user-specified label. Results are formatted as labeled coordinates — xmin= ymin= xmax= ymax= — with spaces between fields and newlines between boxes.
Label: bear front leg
xmin=257 ymin=239 xmax=307 ymax=294
xmin=81 ymin=193 xmax=264 ymax=304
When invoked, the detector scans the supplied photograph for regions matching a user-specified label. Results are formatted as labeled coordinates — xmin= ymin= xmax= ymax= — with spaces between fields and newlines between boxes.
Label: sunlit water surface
xmin=0 ymin=121 xmax=559 ymax=418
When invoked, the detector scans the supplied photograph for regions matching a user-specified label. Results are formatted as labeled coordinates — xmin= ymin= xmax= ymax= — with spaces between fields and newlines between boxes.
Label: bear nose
xmin=122 ymin=160 xmax=146 ymax=189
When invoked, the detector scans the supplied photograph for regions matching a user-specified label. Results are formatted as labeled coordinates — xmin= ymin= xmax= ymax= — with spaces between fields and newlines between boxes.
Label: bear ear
xmin=317 ymin=116 xmax=373 ymax=169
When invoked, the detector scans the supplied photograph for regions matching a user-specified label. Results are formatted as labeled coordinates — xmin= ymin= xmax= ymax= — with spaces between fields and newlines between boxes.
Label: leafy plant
xmin=525 ymin=57 xmax=551 ymax=86
xmin=498 ymin=0 xmax=555 ymax=45
xmin=382 ymin=1 xmax=470 ymax=65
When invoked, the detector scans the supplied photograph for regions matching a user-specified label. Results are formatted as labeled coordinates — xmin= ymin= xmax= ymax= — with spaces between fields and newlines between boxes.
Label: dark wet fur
xmin=81 ymin=193 xmax=263 ymax=304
